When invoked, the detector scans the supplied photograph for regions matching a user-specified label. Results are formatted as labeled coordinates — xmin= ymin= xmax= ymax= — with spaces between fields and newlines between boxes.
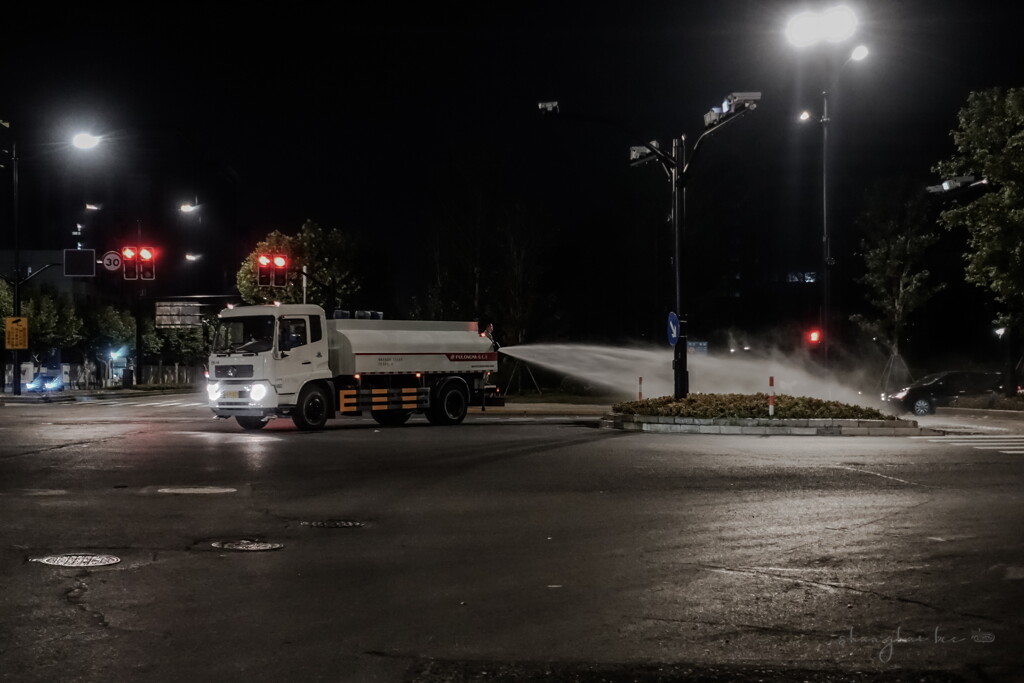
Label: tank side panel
xmin=326 ymin=321 xmax=496 ymax=375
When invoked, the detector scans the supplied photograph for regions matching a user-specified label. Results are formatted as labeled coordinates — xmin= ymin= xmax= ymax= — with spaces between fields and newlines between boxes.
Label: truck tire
xmin=372 ymin=410 xmax=412 ymax=426
xmin=236 ymin=416 xmax=267 ymax=430
xmin=426 ymin=379 xmax=469 ymax=426
xmin=293 ymin=384 xmax=330 ymax=431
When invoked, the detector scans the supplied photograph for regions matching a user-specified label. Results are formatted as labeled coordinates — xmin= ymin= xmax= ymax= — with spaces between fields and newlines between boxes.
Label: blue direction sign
xmin=667 ymin=312 xmax=680 ymax=346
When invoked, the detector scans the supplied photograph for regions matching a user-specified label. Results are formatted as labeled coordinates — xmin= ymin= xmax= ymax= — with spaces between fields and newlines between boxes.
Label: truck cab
xmin=208 ymin=304 xmax=333 ymax=430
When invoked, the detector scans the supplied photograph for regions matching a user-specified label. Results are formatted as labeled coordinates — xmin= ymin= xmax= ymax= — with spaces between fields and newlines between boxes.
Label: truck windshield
xmin=213 ymin=316 xmax=275 ymax=353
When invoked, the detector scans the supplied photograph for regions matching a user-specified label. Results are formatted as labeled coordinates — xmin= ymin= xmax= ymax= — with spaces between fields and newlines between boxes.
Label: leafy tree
xmin=85 ymin=305 xmax=135 ymax=359
xmin=0 ymin=279 xmax=11 ymax=318
xmin=933 ymin=87 xmax=1024 ymax=391
xmin=20 ymin=289 xmax=84 ymax=363
xmin=237 ymin=221 xmax=361 ymax=310
xmin=157 ymin=326 xmax=208 ymax=366
xmin=850 ymin=180 xmax=945 ymax=390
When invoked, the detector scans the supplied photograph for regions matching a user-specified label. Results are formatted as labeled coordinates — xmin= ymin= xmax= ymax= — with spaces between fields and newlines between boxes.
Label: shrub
xmin=612 ymin=393 xmax=893 ymax=420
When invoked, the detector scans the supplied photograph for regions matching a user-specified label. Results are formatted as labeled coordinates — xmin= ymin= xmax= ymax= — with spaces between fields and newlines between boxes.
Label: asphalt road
xmin=0 ymin=394 xmax=1021 ymax=682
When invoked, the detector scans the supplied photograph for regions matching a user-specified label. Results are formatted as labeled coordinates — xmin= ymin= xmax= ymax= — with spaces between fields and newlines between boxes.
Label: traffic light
xmin=257 ymin=254 xmax=273 ymax=286
xmin=257 ymin=254 xmax=288 ymax=287
xmin=807 ymin=328 xmax=823 ymax=345
xmin=272 ymin=254 xmax=288 ymax=287
xmin=122 ymin=246 xmax=138 ymax=280
xmin=139 ymin=246 xmax=156 ymax=280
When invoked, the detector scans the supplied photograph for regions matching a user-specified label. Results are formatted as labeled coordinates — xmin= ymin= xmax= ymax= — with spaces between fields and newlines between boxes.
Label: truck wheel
xmin=236 ymin=416 xmax=267 ymax=430
xmin=293 ymin=384 xmax=329 ymax=431
xmin=372 ymin=410 xmax=412 ymax=426
xmin=426 ymin=380 xmax=469 ymax=426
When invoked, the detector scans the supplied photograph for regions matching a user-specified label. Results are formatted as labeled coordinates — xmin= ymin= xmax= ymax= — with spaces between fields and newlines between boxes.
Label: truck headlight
xmin=250 ymin=383 xmax=268 ymax=401
xmin=207 ymin=382 xmax=222 ymax=401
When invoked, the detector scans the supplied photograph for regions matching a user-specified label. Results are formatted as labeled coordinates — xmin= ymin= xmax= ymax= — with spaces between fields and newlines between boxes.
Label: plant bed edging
xmin=601 ymin=413 xmax=942 ymax=436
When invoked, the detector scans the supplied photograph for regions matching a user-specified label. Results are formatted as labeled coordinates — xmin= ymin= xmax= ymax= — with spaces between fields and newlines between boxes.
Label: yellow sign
xmin=5 ymin=317 xmax=28 ymax=350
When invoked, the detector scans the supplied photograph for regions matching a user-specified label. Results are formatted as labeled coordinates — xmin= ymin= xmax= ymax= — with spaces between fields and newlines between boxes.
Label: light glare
xmin=786 ymin=5 xmax=858 ymax=47
xmin=72 ymin=132 xmax=101 ymax=149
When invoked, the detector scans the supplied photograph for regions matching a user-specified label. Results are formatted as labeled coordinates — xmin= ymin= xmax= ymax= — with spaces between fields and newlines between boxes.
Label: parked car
xmin=882 ymin=370 xmax=1002 ymax=416
xmin=26 ymin=374 xmax=64 ymax=393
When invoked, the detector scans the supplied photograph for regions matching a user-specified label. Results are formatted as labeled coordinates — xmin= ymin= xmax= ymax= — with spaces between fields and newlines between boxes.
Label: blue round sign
xmin=667 ymin=312 xmax=680 ymax=346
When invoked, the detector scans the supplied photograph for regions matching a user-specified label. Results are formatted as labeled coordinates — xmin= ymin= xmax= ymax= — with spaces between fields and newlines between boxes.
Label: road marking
xmin=828 ymin=465 xmax=932 ymax=487
xmin=912 ymin=434 xmax=1024 ymax=455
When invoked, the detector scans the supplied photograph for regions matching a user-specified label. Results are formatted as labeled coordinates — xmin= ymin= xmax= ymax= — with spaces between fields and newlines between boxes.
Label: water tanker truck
xmin=207 ymin=304 xmax=501 ymax=430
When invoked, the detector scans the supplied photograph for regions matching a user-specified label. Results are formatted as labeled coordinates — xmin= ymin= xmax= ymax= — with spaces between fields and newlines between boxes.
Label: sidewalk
xmin=0 ymin=387 xmax=191 ymax=405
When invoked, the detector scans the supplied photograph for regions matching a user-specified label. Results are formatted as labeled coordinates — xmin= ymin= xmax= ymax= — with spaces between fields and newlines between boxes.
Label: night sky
xmin=1 ymin=2 xmax=1021 ymax=360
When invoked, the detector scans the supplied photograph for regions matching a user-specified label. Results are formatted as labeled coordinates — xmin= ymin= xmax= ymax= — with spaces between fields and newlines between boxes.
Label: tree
xmin=20 ymin=288 xmax=84 ymax=366
xmin=85 ymin=305 xmax=135 ymax=358
xmin=237 ymin=221 xmax=361 ymax=310
xmin=850 ymin=180 xmax=945 ymax=390
xmin=933 ymin=87 xmax=1024 ymax=392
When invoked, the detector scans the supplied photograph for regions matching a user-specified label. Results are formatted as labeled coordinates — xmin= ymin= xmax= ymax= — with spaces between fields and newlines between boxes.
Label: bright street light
xmin=785 ymin=5 xmax=858 ymax=47
xmin=3 ymin=126 xmax=99 ymax=394
xmin=71 ymin=132 xmax=101 ymax=149
xmin=787 ymin=6 xmax=868 ymax=376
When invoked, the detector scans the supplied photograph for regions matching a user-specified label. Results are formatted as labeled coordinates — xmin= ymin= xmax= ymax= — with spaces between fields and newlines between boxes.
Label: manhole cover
xmin=211 ymin=540 xmax=283 ymax=551
xmin=30 ymin=553 xmax=121 ymax=567
xmin=300 ymin=520 xmax=364 ymax=528
xmin=158 ymin=487 xmax=237 ymax=494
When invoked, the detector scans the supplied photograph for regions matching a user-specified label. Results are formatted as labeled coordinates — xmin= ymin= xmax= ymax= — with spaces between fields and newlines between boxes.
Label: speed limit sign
xmin=102 ymin=250 xmax=122 ymax=272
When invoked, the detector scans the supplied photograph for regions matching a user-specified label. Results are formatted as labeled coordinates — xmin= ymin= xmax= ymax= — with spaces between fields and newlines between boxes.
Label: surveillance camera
xmin=723 ymin=92 xmax=762 ymax=113
xmin=942 ymin=175 xmax=976 ymax=191
xmin=727 ymin=92 xmax=762 ymax=104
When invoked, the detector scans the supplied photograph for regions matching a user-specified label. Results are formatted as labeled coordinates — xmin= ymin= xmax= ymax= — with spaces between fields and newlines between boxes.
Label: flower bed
xmin=612 ymin=393 xmax=893 ymax=421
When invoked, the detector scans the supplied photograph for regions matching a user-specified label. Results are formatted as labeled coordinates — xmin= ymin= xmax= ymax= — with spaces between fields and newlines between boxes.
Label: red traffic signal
xmin=122 ymin=246 xmax=138 ymax=280
xmin=257 ymin=253 xmax=288 ymax=287
xmin=257 ymin=254 xmax=273 ymax=286
xmin=272 ymin=255 xmax=288 ymax=286
xmin=139 ymin=246 xmax=156 ymax=280
xmin=807 ymin=328 xmax=822 ymax=344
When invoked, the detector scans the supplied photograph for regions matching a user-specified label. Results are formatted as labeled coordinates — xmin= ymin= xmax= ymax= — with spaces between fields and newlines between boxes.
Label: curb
xmin=937 ymin=406 xmax=1024 ymax=420
xmin=602 ymin=413 xmax=942 ymax=436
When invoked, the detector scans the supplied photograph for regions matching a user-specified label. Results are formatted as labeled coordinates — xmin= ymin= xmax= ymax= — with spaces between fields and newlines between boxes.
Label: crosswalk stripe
xmin=913 ymin=433 xmax=1024 ymax=455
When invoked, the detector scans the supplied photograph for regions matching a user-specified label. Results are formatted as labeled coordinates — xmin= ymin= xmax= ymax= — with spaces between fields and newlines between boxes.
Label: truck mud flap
xmin=339 ymin=387 xmax=430 ymax=412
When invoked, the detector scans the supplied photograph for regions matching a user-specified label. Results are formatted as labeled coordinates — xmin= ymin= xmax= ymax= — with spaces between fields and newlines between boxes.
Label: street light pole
xmin=631 ymin=92 xmax=761 ymax=399
xmin=671 ymin=135 xmax=688 ymax=398
xmin=820 ymin=88 xmax=831 ymax=370
xmin=11 ymin=139 xmax=22 ymax=395
xmin=787 ymin=6 xmax=868 ymax=376
xmin=4 ymin=127 xmax=100 ymax=394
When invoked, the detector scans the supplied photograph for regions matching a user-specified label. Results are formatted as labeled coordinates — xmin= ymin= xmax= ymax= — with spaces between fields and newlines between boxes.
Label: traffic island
xmin=602 ymin=413 xmax=941 ymax=436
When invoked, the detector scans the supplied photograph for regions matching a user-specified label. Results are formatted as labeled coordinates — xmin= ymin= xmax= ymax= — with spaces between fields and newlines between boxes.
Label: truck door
xmin=275 ymin=316 xmax=328 ymax=404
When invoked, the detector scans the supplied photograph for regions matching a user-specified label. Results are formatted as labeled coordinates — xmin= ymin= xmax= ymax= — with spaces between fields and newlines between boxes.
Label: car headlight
xmin=891 ymin=389 xmax=908 ymax=400
xmin=250 ymin=383 xmax=267 ymax=401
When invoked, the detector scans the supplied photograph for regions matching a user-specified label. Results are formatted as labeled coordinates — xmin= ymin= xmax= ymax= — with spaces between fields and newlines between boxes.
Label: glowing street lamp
xmin=3 ymin=124 xmax=100 ymax=394
xmin=71 ymin=132 xmax=102 ymax=149
xmin=787 ymin=5 xmax=869 ymax=373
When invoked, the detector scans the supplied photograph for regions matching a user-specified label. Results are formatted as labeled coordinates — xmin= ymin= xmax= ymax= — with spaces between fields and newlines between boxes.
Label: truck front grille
xmin=215 ymin=365 xmax=254 ymax=379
